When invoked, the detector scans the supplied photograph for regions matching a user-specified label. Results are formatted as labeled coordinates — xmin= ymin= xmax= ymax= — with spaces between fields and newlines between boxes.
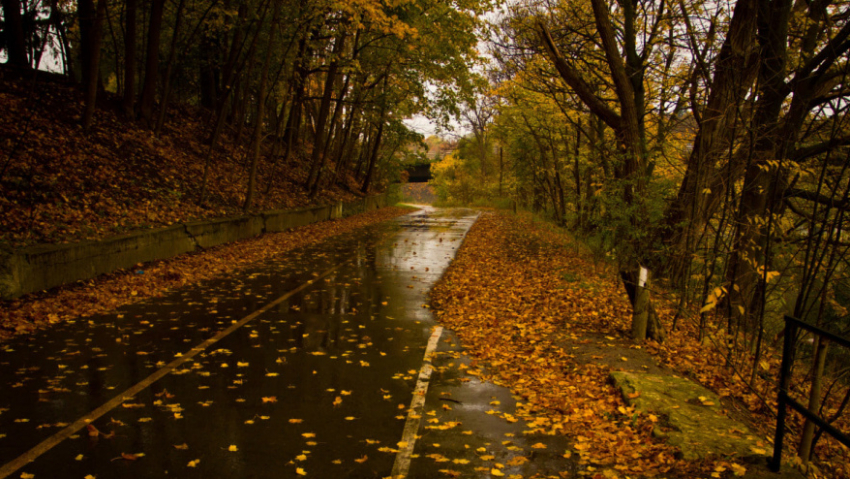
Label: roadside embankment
xmin=0 ymin=195 xmax=387 ymax=300
xmin=0 ymin=202 xmax=412 ymax=342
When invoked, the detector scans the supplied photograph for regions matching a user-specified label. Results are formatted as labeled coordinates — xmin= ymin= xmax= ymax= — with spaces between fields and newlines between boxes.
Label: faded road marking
xmin=0 ymin=262 xmax=344 ymax=479
xmin=390 ymin=325 xmax=444 ymax=478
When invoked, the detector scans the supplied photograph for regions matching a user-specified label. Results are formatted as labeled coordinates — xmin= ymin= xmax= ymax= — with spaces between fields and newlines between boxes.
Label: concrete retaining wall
xmin=0 ymin=193 xmax=389 ymax=300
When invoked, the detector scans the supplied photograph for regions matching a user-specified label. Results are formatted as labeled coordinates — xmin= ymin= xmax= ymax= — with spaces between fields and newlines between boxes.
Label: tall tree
xmin=1 ymin=0 xmax=28 ymax=68
xmin=122 ymin=0 xmax=138 ymax=117
xmin=536 ymin=0 xmax=666 ymax=341
xmin=243 ymin=0 xmax=280 ymax=211
xmin=81 ymin=0 xmax=108 ymax=132
xmin=139 ymin=0 xmax=165 ymax=122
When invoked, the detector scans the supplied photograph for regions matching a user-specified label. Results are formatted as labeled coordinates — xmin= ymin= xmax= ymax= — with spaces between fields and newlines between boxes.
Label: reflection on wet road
xmin=0 ymin=207 xmax=478 ymax=479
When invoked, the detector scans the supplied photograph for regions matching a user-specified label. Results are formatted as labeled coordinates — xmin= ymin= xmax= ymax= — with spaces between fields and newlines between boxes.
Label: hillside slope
xmin=0 ymin=72 xmax=370 ymax=249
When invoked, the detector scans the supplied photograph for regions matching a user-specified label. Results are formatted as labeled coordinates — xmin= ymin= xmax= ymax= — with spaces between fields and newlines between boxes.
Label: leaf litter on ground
xmin=429 ymin=212 xmax=788 ymax=478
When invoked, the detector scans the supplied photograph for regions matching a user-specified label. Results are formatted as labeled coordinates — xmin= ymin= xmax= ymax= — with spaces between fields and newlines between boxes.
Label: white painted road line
xmin=390 ymin=325 xmax=444 ymax=479
xmin=0 ymin=262 xmax=345 ymax=479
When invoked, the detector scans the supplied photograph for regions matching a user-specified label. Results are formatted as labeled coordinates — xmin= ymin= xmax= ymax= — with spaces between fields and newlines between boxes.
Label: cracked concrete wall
xmin=0 ymin=194 xmax=388 ymax=300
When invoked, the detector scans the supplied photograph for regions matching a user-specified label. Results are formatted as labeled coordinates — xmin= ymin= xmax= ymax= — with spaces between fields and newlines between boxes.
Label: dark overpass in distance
xmin=405 ymin=164 xmax=432 ymax=183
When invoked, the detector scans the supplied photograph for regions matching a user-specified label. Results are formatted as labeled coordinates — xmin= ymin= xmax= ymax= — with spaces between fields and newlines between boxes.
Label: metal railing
xmin=771 ymin=315 xmax=850 ymax=471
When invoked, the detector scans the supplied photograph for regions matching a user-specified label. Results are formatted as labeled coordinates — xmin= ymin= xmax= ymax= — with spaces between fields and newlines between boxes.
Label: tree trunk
xmin=138 ymin=0 xmax=165 ymax=123
xmin=307 ymin=33 xmax=347 ymax=195
xmin=361 ymin=112 xmax=385 ymax=194
xmin=243 ymin=0 xmax=280 ymax=211
xmin=78 ymin=0 xmax=96 ymax=86
xmin=725 ymin=0 xmax=793 ymax=331
xmin=199 ymin=5 xmax=267 ymax=204
xmin=661 ymin=0 xmax=758 ymax=281
xmin=122 ymin=0 xmax=137 ymax=117
xmin=798 ymin=337 xmax=829 ymax=463
xmin=81 ymin=0 xmax=107 ymax=132
xmin=154 ymin=0 xmax=187 ymax=135
xmin=620 ymin=269 xmax=666 ymax=342
xmin=1 ymin=0 xmax=29 ymax=68
xmin=498 ymin=146 xmax=504 ymax=197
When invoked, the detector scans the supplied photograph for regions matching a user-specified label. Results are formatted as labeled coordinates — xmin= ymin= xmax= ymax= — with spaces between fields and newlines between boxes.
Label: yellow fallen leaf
xmin=228 ymin=445 xmax=238 ymax=452
xmin=20 ymin=473 xmax=34 ymax=479
xmin=187 ymin=459 xmax=200 ymax=467
xmin=302 ymin=433 xmax=316 ymax=438
xmin=296 ymin=467 xmax=306 ymax=476
xmin=491 ymin=469 xmax=505 ymax=477
xmin=289 ymin=418 xmax=303 ymax=423
xmin=355 ymin=455 xmax=368 ymax=464
xmin=397 ymin=441 xmax=409 ymax=448
xmin=295 ymin=454 xmax=307 ymax=461
xmin=730 ymin=463 xmax=747 ymax=476
xmin=507 ymin=456 xmax=529 ymax=466
xmin=531 ymin=443 xmax=547 ymax=449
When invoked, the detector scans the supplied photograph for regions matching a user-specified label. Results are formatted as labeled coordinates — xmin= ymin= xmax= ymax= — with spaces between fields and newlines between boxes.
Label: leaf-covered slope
xmin=0 ymin=75 xmax=365 ymax=249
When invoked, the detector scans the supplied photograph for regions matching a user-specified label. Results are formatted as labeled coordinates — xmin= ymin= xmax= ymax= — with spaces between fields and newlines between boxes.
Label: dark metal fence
xmin=771 ymin=315 xmax=850 ymax=472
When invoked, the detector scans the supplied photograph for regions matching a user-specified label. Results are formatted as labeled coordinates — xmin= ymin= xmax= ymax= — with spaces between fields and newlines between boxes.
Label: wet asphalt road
xmin=0 ymin=207 xmax=574 ymax=479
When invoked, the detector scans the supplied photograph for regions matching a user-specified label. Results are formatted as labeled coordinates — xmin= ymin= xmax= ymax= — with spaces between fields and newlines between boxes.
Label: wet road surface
xmin=0 ymin=207 xmax=574 ymax=479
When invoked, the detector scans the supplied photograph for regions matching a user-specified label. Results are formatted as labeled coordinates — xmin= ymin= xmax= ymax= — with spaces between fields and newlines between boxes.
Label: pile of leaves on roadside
xmin=0 ymin=75 xmax=369 ymax=249
xmin=0 ymin=206 xmax=414 ymax=343
xmin=430 ymin=212 xmax=847 ymax=479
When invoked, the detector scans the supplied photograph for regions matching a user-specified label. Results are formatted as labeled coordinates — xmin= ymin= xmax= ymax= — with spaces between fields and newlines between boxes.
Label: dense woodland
xmin=427 ymin=0 xmax=850 ymax=471
xmin=0 ymin=0 xmax=486 ymax=243
xmin=4 ymin=0 xmax=850 ymax=474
